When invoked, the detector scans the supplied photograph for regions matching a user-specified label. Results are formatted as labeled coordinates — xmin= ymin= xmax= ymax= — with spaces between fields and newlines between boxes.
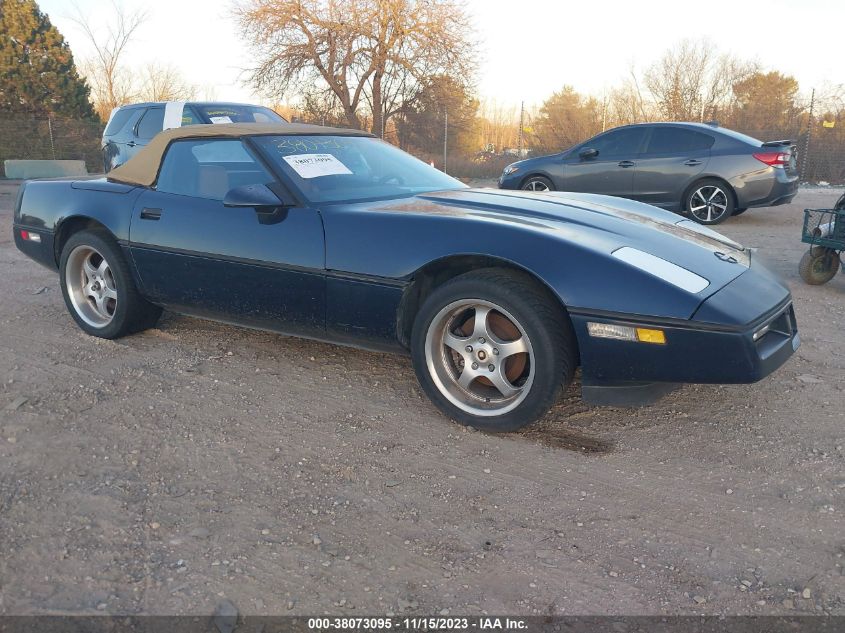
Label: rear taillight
xmin=753 ymin=151 xmax=790 ymax=168
xmin=20 ymin=229 xmax=41 ymax=243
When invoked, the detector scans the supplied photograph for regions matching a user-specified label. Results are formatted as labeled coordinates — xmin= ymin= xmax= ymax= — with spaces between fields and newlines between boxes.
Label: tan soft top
xmin=107 ymin=122 xmax=373 ymax=187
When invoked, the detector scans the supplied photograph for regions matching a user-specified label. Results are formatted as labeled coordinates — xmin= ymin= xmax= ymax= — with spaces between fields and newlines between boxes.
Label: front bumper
xmin=498 ymin=174 xmax=520 ymax=189
xmin=571 ymin=300 xmax=798 ymax=396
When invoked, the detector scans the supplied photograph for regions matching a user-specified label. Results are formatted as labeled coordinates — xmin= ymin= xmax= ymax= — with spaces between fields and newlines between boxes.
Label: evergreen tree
xmin=0 ymin=0 xmax=97 ymax=119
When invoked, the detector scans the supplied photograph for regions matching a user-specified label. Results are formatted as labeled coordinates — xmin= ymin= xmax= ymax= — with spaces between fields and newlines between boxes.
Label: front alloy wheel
xmin=425 ymin=300 xmax=534 ymax=417
xmin=411 ymin=269 xmax=576 ymax=431
xmin=521 ymin=176 xmax=553 ymax=192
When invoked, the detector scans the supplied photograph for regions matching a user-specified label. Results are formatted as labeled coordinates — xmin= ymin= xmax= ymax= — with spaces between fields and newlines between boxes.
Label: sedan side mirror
xmin=223 ymin=183 xmax=285 ymax=208
xmin=579 ymin=148 xmax=599 ymax=160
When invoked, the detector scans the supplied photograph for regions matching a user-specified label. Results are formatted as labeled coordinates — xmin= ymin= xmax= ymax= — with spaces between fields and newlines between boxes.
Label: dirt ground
xmin=0 ymin=181 xmax=843 ymax=617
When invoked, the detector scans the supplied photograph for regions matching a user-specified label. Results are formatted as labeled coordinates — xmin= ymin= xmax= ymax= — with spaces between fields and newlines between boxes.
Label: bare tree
xmin=70 ymin=1 xmax=147 ymax=119
xmin=137 ymin=63 xmax=196 ymax=102
xmin=235 ymin=0 xmax=476 ymax=134
xmin=643 ymin=39 xmax=757 ymax=122
xmin=297 ymin=86 xmax=349 ymax=126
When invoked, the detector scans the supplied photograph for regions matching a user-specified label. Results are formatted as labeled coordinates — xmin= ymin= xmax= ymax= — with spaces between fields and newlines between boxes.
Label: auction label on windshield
xmin=283 ymin=153 xmax=353 ymax=178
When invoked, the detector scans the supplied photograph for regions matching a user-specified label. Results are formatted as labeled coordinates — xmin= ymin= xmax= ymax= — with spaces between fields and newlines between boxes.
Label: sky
xmin=40 ymin=0 xmax=842 ymax=109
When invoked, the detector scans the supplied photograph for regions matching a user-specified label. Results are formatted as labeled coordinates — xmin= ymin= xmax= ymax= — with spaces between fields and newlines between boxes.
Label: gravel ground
xmin=0 ymin=181 xmax=843 ymax=617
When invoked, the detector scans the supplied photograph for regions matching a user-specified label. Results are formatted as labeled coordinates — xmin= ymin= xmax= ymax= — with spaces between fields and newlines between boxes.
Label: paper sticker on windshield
xmin=283 ymin=153 xmax=352 ymax=178
xmin=209 ymin=116 xmax=233 ymax=124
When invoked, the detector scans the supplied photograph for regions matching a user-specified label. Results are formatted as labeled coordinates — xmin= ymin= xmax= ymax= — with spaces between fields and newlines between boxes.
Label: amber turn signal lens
xmin=635 ymin=328 xmax=666 ymax=344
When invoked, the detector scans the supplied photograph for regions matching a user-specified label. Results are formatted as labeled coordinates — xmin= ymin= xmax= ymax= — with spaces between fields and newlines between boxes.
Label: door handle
xmin=684 ymin=159 xmax=702 ymax=166
xmin=618 ymin=160 xmax=635 ymax=168
xmin=140 ymin=207 xmax=162 ymax=220
xmin=127 ymin=141 xmax=137 ymax=147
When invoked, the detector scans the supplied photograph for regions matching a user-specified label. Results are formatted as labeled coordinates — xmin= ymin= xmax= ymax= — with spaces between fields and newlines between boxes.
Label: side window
xmin=136 ymin=107 xmax=165 ymax=140
xmin=646 ymin=128 xmax=715 ymax=154
xmin=156 ymin=139 xmax=273 ymax=201
xmin=586 ymin=127 xmax=647 ymax=158
xmin=180 ymin=106 xmax=202 ymax=126
xmin=104 ymin=108 xmax=135 ymax=136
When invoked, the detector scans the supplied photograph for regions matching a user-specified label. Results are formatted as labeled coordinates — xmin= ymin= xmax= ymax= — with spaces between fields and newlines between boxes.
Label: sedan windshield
xmin=253 ymin=135 xmax=466 ymax=203
xmin=195 ymin=104 xmax=286 ymax=124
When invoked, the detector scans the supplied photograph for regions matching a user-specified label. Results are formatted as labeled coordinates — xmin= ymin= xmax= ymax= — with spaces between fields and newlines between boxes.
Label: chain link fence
xmin=0 ymin=117 xmax=103 ymax=177
xmin=1 ymin=111 xmax=843 ymax=183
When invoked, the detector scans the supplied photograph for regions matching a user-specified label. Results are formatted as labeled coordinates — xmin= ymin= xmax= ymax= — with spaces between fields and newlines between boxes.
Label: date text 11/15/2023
xmin=306 ymin=617 xmax=528 ymax=630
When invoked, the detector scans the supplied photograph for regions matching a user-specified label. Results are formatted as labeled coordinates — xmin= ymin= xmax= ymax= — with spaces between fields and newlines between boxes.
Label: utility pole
xmin=443 ymin=110 xmax=448 ymax=174
xmin=601 ymin=95 xmax=607 ymax=132
xmin=801 ymin=88 xmax=815 ymax=182
xmin=518 ymin=101 xmax=524 ymax=157
xmin=47 ymin=117 xmax=56 ymax=160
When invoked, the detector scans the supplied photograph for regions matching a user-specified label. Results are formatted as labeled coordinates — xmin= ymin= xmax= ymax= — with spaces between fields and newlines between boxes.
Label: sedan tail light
xmin=753 ymin=151 xmax=790 ymax=168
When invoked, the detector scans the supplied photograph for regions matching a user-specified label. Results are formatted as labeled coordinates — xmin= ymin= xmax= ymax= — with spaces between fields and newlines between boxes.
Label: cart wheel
xmin=799 ymin=248 xmax=840 ymax=285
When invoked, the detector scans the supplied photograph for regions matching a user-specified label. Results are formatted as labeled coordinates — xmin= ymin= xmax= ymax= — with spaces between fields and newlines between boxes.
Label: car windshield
xmin=253 ymin=135 xmax=466 ymax=203
xmin=195 ymin=104 xmax=286 ymax=124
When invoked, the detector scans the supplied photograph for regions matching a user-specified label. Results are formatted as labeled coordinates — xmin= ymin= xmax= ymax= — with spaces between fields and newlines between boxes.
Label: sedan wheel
xmin=687 ymin=182 xmax=733 ymax=225
xmin=411 ymin=269 xmax=576 ymax=432
xmin=521 ymin=176 xmax=553 ymax=192
xmin=65 ymin=245 xmax=118 ymax=327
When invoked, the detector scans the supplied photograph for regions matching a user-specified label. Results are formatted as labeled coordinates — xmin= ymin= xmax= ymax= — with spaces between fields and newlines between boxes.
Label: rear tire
xmin=410 ymin=269 xmax=576 ymax=432
xmin=685 ymin=178 xmax=734 ymax=225
xmin=60 ymin=229 xmax=162 ymax=338
xmin=799 ymin=248 xmax=840 ymax=285
xmin=521 ymin=176 xmax=554 ymax=192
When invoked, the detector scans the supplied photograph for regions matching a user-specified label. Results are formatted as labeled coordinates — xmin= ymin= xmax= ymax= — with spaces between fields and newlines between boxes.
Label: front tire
xmin=686 ymin=179 xmax=734 ymax=224
xmin=60 ymin=229 xmax=162 ymax=338
xmin=799 ymin=248 xmax=840 ymax=285
xmin=521 ymin=176 xmax=554 ymax=192
xmin=410 ymin=269 xmax=576 ymax=432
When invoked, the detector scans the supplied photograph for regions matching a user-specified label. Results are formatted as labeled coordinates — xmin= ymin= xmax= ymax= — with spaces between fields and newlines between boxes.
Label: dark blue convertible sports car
xmin=13 ymin=123 xmax=799 ymax=431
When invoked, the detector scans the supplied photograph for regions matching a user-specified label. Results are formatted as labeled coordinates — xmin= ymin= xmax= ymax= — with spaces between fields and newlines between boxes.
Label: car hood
xmin=504 ymin=151 xmax=567 ymax=171
xmin=385 ymin=187 xmax=752 ymax=297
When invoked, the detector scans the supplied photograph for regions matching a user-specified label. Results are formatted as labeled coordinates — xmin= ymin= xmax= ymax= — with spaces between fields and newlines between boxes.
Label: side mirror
xmin=223 ymin=183 xmax=284 ymax=208
xmin=579 ymin=148 xmax=599 ymax=160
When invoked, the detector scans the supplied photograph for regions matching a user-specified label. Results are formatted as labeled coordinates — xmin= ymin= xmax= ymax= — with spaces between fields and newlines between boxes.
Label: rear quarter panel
xmin=714 ymin=154 xmax=777 ymax=206
xmin=14 ymin=179 xmax=142 ymax=269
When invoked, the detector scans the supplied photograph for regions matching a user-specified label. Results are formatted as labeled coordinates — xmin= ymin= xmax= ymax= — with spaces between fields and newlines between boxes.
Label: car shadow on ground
xmin=514 ymin=423 xmax=615 ymax=453
xmin=512 ymin=377 xmax=616 ymax=453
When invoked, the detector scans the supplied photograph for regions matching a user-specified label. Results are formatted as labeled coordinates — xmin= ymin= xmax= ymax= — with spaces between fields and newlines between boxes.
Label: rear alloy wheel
xmin=60 ymin=229 xmax=162 ymax=338
xmin=65 ymin=245 xmax=119 ymax=328
xmin=799 ymin=248 xmax=840 ymax=285
xmin=521 ymin=176 xmax=554 ymax=192
xmin=686 ymin=180 xmax=734 ymax=225
xmin=411 ymin=269 xmax=576 ymax=432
